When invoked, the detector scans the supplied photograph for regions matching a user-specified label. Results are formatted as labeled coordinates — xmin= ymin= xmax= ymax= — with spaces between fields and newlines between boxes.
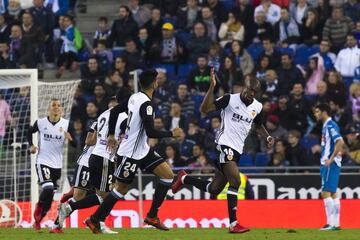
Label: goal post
xmin=0 ymin=69 xmax=80 ymax=227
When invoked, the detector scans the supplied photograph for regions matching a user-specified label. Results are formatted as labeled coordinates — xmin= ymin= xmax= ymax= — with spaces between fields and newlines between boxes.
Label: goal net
xmin=0 ymin=69 xmax=79 ymax=228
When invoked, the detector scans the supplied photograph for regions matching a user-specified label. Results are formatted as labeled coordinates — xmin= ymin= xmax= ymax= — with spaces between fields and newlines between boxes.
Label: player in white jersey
xmin=50 ymin=121 xmax=97 ymax=233
xmin=314 ymin=103 xmax=344 ymax=231
xmin=172 ymin=69 xmax=274 ymax=234
xmin=85 ymin=70 xmax=182 ymax=234
xmin=58 ymin=97 xmax=127 ymax=234
xmin=27 ymin=99 xmax=77 ymax=231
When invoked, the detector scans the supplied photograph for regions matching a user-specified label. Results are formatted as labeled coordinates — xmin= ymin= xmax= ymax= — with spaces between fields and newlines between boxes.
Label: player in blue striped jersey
xmin=313 ymin=103 xmax=345 ymax=231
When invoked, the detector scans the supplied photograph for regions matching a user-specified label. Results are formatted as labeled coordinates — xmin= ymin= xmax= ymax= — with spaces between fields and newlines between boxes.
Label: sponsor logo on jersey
xmin=44 ymin=133 xmax=63 ymax=140
xmin=146 ymin=106 xmax=153 ymax=115
xmin=59 ymin=127 xmax=63 ymax=133
xmin=231 ymin=113 xmax=252 ymax=123
xmin=251 ymin=110 xmax=256 ymax=118
xmin=81 ymin=179 xmax=87 ymax=187
xmin=100 ymin=139 xmax=107 ymax=145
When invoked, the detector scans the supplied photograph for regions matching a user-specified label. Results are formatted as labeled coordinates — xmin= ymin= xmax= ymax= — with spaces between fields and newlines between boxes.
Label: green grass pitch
xmin=0 ymin=228 xmax=360 ymax=240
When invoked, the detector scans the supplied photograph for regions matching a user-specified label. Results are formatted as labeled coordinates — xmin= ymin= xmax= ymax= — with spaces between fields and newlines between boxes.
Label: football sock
xmin=39 ymin=187 xmax=54 ymax=217
xmin=323 ymin=197 xmax=334 ymax=226
xmin=147 ymin=179 xmax=172 ymax=218
xmin=333 ymin=198 xmax=340 ymax=227
xmin=183 ymin=175 xmax=211 ymax=193
xmin=69 ymin=194 xmax=100 ymax=211
xmin=227 ymin=186 xmax=238 ymax=224
xmin=91 ymin=189 xmax=123 ymax=223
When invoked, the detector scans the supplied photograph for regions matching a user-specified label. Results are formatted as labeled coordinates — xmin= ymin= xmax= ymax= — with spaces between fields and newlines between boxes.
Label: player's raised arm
xmin=85 ymin=121 xmax=98 ymax=146
xmin=200 ymin=68 xmax=217 ymax=114
xmin=27 ymin=120 xmax=39 ymax=154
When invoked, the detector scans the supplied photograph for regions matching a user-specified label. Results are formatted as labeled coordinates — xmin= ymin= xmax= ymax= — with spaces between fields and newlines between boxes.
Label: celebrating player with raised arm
xmin=85 ymin=70 xmax=182 ymax=233
xmin=172 ymin=68 xmax=274 ymax=234
xmin=27 ymin=99 xmax=77 ymax=231
xmin=313 ymin=103 xmax=344 ymax=231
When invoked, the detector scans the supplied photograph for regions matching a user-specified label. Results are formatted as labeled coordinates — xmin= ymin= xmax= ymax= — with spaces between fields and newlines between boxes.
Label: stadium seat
xmin=112 ymin=48 xmax=125 ymax=59
xmin=152 ymin=64 xmax=176 ymax=79
xmin=255 ymin=153 xmax=270 ymax=166
xmin=300 ymin=136 xmax=320 ymax=150
xmin=178 ymin=64 xmax=196 ymax=81
xmin=279 ymin=47 xmax=294 ymax=57
xmin=175 ymin=30 xmax=191 ymax=43
xmin=246 ymin=43 xmax=264 ymax=62
xmin=238 ymin=154 xmax=254 ymax=166
xmin=294 ymin=45 xmax=319 ymax=66
xmin=220 ymin=0 xmax=236 ymax=11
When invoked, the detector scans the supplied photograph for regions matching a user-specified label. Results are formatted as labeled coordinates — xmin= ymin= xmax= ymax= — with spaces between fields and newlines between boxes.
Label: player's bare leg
xmin=86 ymin=181 xmax=128 ymax=234
xmin=144 ymin=162 xmax=174 ymax=231
xmin=222 ymin=161 xmax=249 ymax=233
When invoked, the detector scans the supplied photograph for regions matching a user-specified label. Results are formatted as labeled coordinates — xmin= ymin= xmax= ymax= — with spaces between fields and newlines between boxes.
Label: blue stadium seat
xmin=175 ymin=30 xmax=191 ymax=43
xmin=220 ymin=0 xmax=235 ymax=11
xmin=178 ymin=64 xmax=196 ymax=81
xmin=300 ymin=136 xmax=320 ymax=150
xmin=238 ymin=154 xmax=254 ymax=166
xmin=279 ymin=47 xmax=294 ymax=57
xmin=246 ymin=43 xmax=264 ymax=62
xmin=294 ymin=45 xmax=319 ymax=66
xmin=112 ymin=48 xmax=124 ymax=59
xmin=152 ymin=64 xmax=176 ymax=79
xmin=255 ymin=153 xmax=270 ymax=166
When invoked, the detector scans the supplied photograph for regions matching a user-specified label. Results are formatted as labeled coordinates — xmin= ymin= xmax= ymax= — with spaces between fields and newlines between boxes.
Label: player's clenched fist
xmin=29 ymin=145 xmax=38 ymax=154
xmin=172 ymin=128 xmax=183 ymax=139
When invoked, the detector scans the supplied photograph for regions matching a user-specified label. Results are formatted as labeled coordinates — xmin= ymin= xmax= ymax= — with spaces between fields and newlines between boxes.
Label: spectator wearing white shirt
xmin=254 ymin=0 xmax=281 ymax=25
xmin=289 ymin=0 xmax=310 ymax=26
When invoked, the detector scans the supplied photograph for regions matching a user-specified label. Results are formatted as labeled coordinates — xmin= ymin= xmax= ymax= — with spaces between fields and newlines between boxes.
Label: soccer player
xmin=84 ymin=70 xmax=182 ymax=233
xmin=58 ymin=97 xmax=128 ymax=234
xmin=172 ymin=69 xmax=274 ymax=233
xmin=28 ymin=99 xmax=77 ymax=230
xmin=50 ymin=121 xmax=97 ymax=233
xmin=313 ymin=103 xmax=344 ymax=231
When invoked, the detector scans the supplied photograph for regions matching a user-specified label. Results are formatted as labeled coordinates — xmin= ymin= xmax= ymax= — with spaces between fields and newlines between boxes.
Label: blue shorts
xmin=320 ymin=163 xmax=341 ymax=193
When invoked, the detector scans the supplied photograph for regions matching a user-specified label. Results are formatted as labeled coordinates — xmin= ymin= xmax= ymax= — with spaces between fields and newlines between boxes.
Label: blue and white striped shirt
xmin=321 ymin=118 xmax=343 ymax=167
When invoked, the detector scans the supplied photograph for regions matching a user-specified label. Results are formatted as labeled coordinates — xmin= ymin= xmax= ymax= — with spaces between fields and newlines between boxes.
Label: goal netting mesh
xmin=0 ymin=70 xmax=79 ymax=228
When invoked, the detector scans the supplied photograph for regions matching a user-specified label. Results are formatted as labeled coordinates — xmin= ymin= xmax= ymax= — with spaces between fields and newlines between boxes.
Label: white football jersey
xmin=117 ymin=92 xmax=151 ymax=160
xmin=77 ymin=121 xmax=97 ymax=167
xmin=92 ymin=108 xmax=128 ymax=161
xmin=216 ymin=94 xmax=263 ymax=154
xmin=36 ymin=117 xmax=69 ymax=168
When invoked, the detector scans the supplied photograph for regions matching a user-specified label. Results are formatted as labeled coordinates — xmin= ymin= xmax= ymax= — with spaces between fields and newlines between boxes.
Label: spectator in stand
xmin=6 ymin=0 xmax=22 ymax=25
xmin=289 ymin=0 xmax=309 ymax=26
xmin=187 ymin=21 xmax=213 ymax=63
xmin=200 ymin=6 xmax=218 ymax=42
xmin=349 ymin=83 xmax=360 ymax=121
xmin=260 ymin=114 xmax=288 ymax=152
xmin=143 ymin=7 xmax=163 ymax=43
xmin=276 ymin=53 xmax=305 ymax=95
xmin=316 ymin=0 xmax=332 ymax=29
xmin=259 ymin=37 xmax=281 ymax=69
xmin=104 ymin=70 xmax=125 ymax=97
xmin=305 ymin=55 xmax=325 ymax=95
xmin=80 ymin=56 xmax=107 ymax=96
xmin=0 ymin=93 xmax=11 ymax=151
xmin=268 ymin=139 xmax=289 ymax=170
xmin=137 ymin=27 xmax=151 ymax=61
xmin=249 ymin=10 xmax=274 ymax=45
xmin=56 ymin=14 xmax=77 ymax=78
xmin=287 ymin=129 xmax=311 ymax=166
xmin=128 ymin=0 xmax=150 ymax=27
xmin=325 ymin=70 xmax=346 ymax=107
xmin=174 ymin=129 xmax=196 ymax=161
xmin=177 ymin=0 xmax=201 ymax=32
xmin=148 ymin=22 xmax=185 ymax=64
xmin=356 ymin=21 xmax=360 ymax=46
xmin=53 ymin=15 xmax=65 ymax=59
xmin=0 ymin=42 xmax=12 ymax=68
xmin=109 ymin=5 xmax=138 ymax=47
xmin=122 ymin=38 xmax=145 ymax=71
xmin=165 ymin=144 xmax=183 ymax=168
xmin=344 ymin=123 xmax=360 ymax=165
xmin=84 ymin=101 xmax=98 ymax=130
xmin=8 ymin=24 xmax=22 ymax=67
xmin=93 ymin=17 xmax=112 ymax=48
xmin=92 ymin=84 xmax=108 ymax=114
xmin=70 ymin=87 xmax=87 ymax=122
xmin=274 ymin=8 xmax=301 ymax=50
xmin=219 ymin=56 xmax=243 ymax=93
xmin=318 ymin=39 xmax=336 ymax=71
xmin=289 ymin=83 xmax=310 ymax=134
xmin=312 ymin=80 xmax=329 ymax=106
xmin=44 ymin=0 xmax=69 ymax=17
xmin=301 ymin=8 xmax=322 ymax=46
xmin=113 ymin=56 xmax=129 ymax=86
xmin=187 ymin=120 xmax=203 ymax=145
xmin=263 ymin=69 xmax=280 ymax=101
xmin=93 ymin=40 xmax=113 ymax=72
xmin=208 ymin=42 xmax=221 ymax=72
xmin=329 ymin=98 xmax=353 ymax=132
xmin=0 ymin=15 xmax=10 ymax=43
xmin=229 ymin=40 xmax=254 ymax=75
xmin=343 ymin=0 xmax=360 ymax=23
xmin=322 ymin=7 xmax=354 ymax=53
xmin=218 ymin=10 xmax=245 ymax=48
xmin=161 ymin=83 xmax=195 ymax=119
xmin=67 ymin=118 xmax=86 ymax=166
xmin=203 ymin=116 xmax=220 ymax=155
xmin=274 ymin=95 xmax=292 ymax=130
xmin=206 ymin=0 xmax=228 ymax=24
xmin=233 ymin=0 xmax=255 ymax=41
xmin=254 ymin=0 xmax=281 ymax=25
xmin=335 ymin=34 xmax=360 ymax=89
xmin=188 ymin=144 xmax=212 ymax=173
xmin=163 ymin=101 xmax=187 ymax=131
xmin=153 ymin=69 xmax=176 ymax=105
xmin=188 ymin=55 xmax=212 ymax=95
xmin=255 ymin=55 xmax=271 ymax=82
